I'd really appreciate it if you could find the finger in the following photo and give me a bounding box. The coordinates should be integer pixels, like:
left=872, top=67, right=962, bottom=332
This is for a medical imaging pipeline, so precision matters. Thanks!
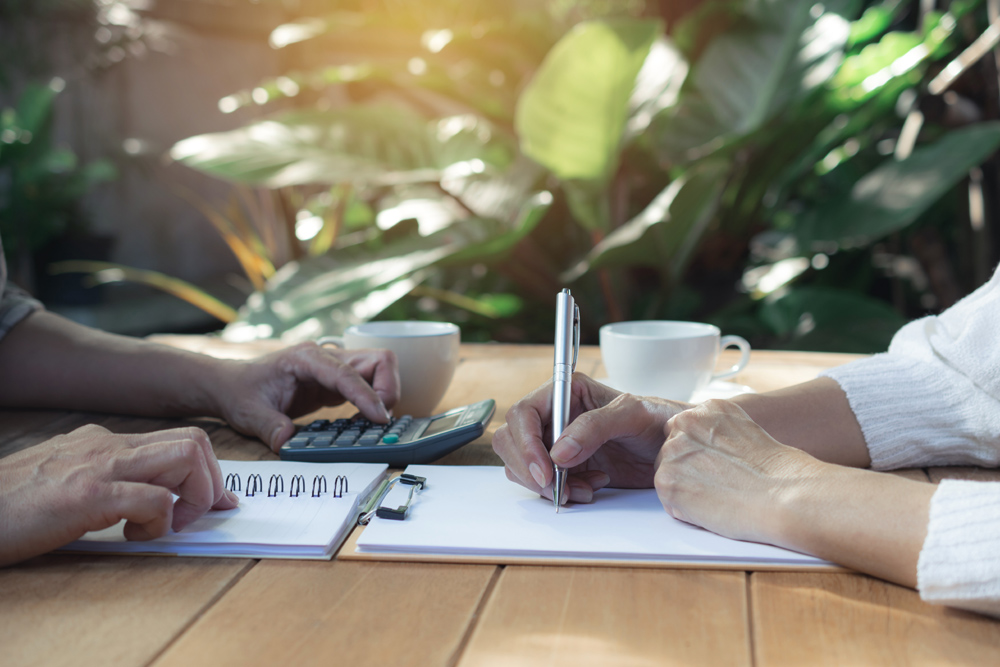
left=114, top=438, right=218, bottom=531
left=254, top=410, right=296, bottom=452
left=125, top=427, right=230, bottom=511
left=297, top=345, right=392, bottom=423
left=506, top=465, right=608, bottom=505
left=493, top=385, right=555, bottom=490
left=551, top=393, right=653, bottom=468
left=103, top=481, right=176, bottom=541
left=344, top=348, right=401, bottom=411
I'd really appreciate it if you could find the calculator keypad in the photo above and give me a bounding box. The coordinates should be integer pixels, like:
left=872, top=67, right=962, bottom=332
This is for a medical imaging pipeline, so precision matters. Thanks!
left=286, top=416, right=415, bottom=450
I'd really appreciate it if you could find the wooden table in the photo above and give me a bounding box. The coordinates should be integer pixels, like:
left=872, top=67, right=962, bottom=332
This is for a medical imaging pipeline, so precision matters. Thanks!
left=2, top=342, right=999, bottom=666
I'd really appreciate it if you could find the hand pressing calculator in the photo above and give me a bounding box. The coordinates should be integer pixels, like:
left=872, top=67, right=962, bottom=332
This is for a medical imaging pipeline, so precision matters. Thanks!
left=279, top=399, right=496, bottom=465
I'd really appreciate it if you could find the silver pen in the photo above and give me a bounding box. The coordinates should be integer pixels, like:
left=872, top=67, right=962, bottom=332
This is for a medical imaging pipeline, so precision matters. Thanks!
left=551, top=288, right=580, bottom=513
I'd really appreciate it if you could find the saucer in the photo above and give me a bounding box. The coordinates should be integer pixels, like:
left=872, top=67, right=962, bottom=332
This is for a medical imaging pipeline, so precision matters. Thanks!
left=596, top=378, right=756, bottom=403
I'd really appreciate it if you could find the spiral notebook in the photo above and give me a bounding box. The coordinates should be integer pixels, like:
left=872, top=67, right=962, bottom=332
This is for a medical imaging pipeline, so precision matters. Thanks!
left=62, top=460, right=388, bottom=560
left=350, top=465, right=836, bottom=570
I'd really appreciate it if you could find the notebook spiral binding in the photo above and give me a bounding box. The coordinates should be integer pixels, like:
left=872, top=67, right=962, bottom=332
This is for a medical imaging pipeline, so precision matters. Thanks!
left=225, top=473, right=349, bottom=499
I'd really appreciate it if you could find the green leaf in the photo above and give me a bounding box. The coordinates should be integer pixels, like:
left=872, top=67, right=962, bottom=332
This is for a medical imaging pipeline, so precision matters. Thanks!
left=15, top=82, right=57, bottom=137
left=444, top=190, right=553, bottom=264
left=848, top=6, right=893, bottom=47
left=693, top=3, right=850, bottom=137
left=760, top=286, right=906, bottom=353
left=623, top=36, right=689, bottom=141
left=794, top=122, right=1000, bottom=248
left=515, top=18, right=661, bottom=181
left=224, top=216, right=507, bottom=339
left=170, top=106, right=514, bottom=189
left=832, top=31, right=923, bottom=89
left=562, top=160, right=728, bottom=282
left=652, top=2, right=851, bottom=165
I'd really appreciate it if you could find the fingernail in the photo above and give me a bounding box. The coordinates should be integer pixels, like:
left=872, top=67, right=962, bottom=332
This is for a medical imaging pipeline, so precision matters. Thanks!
left=595, top=473, right=611, bottom=490
left=528, top=462, right=546, bottom=488
left=226, top=489, right=239, bottom=504
left=270, top=425, right=284, bottom=445
left=552, top=438, right=581, bottom=465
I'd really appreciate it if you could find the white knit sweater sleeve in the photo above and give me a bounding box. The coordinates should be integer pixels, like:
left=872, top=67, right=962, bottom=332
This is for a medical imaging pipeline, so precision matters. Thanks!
left=819, top=266, right=1000, bottom=617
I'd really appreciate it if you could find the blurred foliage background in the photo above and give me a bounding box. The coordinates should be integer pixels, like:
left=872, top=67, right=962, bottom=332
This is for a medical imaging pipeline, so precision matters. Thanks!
left=8, top=0, right=1000, bottom=352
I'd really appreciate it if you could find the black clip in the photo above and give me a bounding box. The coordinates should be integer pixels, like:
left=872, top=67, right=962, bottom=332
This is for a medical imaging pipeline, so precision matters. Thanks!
left=375, top=474, right=426, bottom=521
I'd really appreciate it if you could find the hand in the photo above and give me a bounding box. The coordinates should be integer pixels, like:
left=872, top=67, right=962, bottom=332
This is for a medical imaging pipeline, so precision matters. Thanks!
left=207, top=343, right=401, bottom=451
left=655, top=399, right=822, bottom=544
left=493, top=373, right=690, bottom=504
left=0, top=424, right=238, bottom=566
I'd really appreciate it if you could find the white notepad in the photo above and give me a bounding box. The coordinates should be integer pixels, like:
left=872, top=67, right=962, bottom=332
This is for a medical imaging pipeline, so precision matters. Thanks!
left=355, top=465, right=833, bottom=567
left=63, top=461, right=388, bottom=560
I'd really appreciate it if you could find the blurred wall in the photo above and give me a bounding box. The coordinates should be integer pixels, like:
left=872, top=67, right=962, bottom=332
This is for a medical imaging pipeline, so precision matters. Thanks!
left=2, top=0, right=297, bottom=288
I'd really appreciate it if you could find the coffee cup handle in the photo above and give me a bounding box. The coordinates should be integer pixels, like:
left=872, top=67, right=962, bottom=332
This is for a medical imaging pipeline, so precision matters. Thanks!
left=712, top=335, right=751, bottom=381
left=316, top=336, right=345, bottom=349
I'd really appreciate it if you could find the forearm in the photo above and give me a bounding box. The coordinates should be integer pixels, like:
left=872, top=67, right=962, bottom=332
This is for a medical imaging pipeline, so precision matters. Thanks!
left=0, top=311, right=225, bottom=418
left=774, top=462, right=934, bottom=588
left=731, top=377, right=871, bottom=468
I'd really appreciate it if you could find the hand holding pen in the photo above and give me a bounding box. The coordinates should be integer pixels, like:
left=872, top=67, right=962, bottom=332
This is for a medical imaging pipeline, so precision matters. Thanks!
left=551, top=288, right=580, bottom=512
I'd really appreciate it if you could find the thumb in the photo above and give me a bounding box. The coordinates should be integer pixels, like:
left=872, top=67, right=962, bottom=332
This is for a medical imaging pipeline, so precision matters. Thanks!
left=257, top=411, right=295, bottom=451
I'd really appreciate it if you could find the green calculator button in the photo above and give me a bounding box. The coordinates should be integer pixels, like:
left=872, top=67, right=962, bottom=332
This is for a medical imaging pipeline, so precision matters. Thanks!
left=382, top=434, right=399, bottom=444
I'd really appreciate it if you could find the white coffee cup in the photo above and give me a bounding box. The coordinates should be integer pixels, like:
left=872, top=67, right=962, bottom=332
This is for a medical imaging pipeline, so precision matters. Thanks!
left=318, top=321, right=460, bottom=417
left=599, top=321, right=750, bottom=401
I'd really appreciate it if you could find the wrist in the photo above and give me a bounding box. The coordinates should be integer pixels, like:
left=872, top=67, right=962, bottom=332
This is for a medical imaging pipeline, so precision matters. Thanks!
left=767, top=452, right=833, bottom=550
left=162, top=350, right=231, bottom=418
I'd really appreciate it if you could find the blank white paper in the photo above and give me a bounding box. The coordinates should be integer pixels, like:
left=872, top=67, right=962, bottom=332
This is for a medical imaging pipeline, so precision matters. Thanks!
left=356, top=465, right=831, bottom=566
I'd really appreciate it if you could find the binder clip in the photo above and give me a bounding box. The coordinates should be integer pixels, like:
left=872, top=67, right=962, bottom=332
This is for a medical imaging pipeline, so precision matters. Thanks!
left=360, top=473, right=426, bottom=524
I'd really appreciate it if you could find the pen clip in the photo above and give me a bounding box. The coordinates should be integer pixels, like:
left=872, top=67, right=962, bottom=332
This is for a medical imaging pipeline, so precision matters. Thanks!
left=571, top=303, right=580, bottom=372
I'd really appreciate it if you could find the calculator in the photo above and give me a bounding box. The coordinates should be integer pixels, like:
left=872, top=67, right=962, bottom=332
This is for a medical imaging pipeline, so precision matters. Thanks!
left=279, top=399, right=496, bottom=465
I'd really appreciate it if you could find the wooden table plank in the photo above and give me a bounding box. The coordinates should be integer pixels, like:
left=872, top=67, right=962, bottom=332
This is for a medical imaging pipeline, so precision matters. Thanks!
left=751, top=572, right=1000, bottom=665
left=153, top=560, right=498, bottom=667
left=0, top=555, right=251, bottom=667
left=460, top=566, right=750, bottom=667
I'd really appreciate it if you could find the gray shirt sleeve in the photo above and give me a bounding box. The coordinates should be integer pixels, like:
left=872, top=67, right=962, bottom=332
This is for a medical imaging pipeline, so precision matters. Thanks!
left=0, top=236, right=44, bottom=342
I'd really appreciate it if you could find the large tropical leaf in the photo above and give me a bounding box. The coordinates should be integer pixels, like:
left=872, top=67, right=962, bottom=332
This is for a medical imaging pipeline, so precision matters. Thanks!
left=222, top=215, right=509, bottom=340
left=562, top=160, right=728, bottom=281
left=170, top=106, right=514, bottom=189
left=709, top=5, right=850, bottom=131
left=515, top=18, right=661, bottom=182
left=652, top=1, right=852, bottom=165
left=793, top=122, right=1000, bottom=248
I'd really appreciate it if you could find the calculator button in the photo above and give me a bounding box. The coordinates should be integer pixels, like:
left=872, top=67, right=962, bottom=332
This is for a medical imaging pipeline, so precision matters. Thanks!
left=286, top=436, right=312, bottom=449
left=311, top=435, right=334, bottom=448
left=334, top=435, right=357, bottom=446
left=382, top=434, right=399, bottom=444
left=358, top=434, right=380, bottom=445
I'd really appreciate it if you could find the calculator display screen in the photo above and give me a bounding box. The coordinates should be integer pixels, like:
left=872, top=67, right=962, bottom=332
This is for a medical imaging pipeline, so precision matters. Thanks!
left=423, top=413, right=463, bottom=437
